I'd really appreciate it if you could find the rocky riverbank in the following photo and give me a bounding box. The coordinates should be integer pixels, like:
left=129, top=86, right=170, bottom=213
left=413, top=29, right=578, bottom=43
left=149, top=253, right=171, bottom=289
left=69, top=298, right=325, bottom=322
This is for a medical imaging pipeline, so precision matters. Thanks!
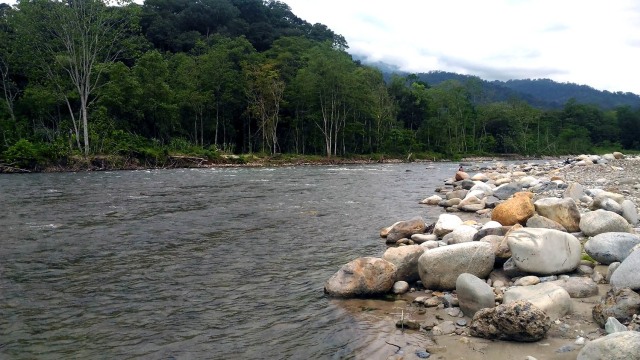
left=324, top=152, right=640, bottom=360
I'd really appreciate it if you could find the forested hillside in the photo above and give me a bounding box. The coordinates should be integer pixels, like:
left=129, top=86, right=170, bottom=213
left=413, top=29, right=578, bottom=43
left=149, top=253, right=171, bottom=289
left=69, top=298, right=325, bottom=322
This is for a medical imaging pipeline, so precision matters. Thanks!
left=1, top=0, right=640, bottom=171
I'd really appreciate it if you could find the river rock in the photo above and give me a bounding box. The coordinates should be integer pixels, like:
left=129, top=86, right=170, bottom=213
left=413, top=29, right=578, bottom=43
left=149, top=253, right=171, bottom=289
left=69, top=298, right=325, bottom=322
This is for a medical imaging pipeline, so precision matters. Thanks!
left=564, top=182, right=585, bottom=202
left=432, top=320, right=457, bottom=335
left=592, top=287, right=640, bottom=327
left=472, top=226, right=510, bottom=241
left=613, top=151, right=625, bottom=159
left=456, top=273, right=495, bottom=317
left=324, top=257, right=396, bottom=297
left=433, top=214, right=463, bottom=237
left=383, top=245, right=425, bottom=283
left=507, top=228, right=581, bottom=275
left=420, top=240, right=440, bottom=250
left=525, top=214, right=567, bottom=232
left=577, top=331, right=640, bottom=360
left=385, top=216, right=427, bottom=243
left=580, top=210, right=633, bottom=237
left=607, top=262, right=621, bottom=283
left=551, top=277, right=599, bottom=298
left=493, top=183, right=521, bottom=200
left=533, top=197, right=581, bottom=232
left=591, top=194, right=624, bottom=214
left=468, top=182, right=493, bottom=198
left=443, top=225, right=478, bottom=244
left=455, top=171, right=470, bottom=181
left=503, top=282, right=572, bottom=320
left=471, top=173, right=489, bottom=182
left=411, top=233, right=437, bottom=244
left=392, top=281, right=410, bottom=294
left=605, top=317, right=628, bottom=334
left=447, top=189, right=468, bottom=200
left=480, top=235, right=510, bottom=265
left=470, top=300, right=550, bottom=342
left=460, top=179, right=476, bottom=190
left=420, top=195, right=442, bottom=205
left=514, top=276, right=540, bottom=286
left=457, top=196, right=486, bottom=212
left=491, top=192, right=535, bottom=226
left=610, top=249, right=640, bottom=290
left=584, top=232, right=640, bottom=264
left=418, top=242, right=495, bottom=290
left=621, top=199, right=639, bottom=226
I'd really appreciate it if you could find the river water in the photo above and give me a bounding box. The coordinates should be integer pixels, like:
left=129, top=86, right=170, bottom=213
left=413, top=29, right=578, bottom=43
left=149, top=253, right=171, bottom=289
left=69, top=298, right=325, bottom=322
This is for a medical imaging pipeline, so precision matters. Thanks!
left=0, top=163, right=460, bottom=359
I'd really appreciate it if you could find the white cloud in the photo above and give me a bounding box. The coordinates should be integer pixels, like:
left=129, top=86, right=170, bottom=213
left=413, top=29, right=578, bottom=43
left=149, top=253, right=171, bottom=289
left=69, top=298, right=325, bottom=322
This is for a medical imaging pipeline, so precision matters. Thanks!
left=285, top=0, right=640, bottom=94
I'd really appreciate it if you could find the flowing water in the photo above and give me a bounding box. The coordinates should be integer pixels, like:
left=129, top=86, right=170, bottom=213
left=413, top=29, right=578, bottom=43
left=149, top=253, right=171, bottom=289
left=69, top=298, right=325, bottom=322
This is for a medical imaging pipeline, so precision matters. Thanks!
left=0, top=163, right=460, bottom=359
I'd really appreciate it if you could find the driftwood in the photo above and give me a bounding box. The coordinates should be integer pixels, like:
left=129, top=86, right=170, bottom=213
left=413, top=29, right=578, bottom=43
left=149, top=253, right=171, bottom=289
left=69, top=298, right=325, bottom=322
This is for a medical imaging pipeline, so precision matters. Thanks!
left=0, top=163, right=31, bottom=173
left=167, top=155, right=211, bottom=167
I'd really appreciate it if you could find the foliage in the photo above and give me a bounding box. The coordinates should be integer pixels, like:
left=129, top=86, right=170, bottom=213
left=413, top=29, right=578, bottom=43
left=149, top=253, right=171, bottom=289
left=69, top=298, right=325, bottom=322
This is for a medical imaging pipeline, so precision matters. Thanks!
left=0, top=0, right=638, bottom=172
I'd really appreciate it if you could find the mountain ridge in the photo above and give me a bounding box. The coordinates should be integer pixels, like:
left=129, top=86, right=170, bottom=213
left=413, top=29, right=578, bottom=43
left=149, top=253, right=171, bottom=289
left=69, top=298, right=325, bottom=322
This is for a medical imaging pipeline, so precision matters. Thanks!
left=353, top=55, right=640, bottom=110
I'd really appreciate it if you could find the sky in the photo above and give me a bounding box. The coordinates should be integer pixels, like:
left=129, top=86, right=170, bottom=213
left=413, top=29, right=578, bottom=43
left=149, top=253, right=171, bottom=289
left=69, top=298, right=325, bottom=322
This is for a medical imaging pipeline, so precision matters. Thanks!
left=284, top=0, right=640, bottom=95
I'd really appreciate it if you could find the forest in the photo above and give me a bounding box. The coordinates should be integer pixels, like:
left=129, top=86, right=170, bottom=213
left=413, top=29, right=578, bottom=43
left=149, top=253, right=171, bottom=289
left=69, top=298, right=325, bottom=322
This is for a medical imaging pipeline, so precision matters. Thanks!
left=1, top=0, right=640, bottom=170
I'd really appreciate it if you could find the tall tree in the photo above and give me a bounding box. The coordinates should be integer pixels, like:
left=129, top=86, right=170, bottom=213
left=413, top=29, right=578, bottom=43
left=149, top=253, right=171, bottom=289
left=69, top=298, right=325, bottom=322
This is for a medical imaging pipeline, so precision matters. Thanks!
left=15, top=0, right=133, bottom=155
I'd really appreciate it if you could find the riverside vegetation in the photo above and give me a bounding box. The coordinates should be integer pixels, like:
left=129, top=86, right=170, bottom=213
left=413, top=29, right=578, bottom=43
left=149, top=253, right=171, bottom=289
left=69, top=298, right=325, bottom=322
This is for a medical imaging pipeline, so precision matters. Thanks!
left=1, top=0, right=640, bottom=173
left=324, top=153, right=640, bottom=360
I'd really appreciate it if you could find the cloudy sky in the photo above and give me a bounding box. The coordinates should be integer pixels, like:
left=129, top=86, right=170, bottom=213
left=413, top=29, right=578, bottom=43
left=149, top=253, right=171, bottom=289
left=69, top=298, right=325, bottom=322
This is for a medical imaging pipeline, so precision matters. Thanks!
left=284, top=0, right=640, bottom=95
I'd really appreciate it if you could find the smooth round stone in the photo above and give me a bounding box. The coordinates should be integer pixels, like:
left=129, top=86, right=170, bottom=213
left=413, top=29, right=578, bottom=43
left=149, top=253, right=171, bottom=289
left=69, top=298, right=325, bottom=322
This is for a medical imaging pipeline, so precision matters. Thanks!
left=456, top=319, right=467, bottom=327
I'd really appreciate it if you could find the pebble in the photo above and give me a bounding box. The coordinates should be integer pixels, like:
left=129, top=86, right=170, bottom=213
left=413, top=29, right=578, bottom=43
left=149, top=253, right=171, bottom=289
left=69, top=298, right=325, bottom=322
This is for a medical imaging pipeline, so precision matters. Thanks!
left=575, top=337, right=585, bottom=345
left=416, top=350, right=431, bottom=358
left=456, top=319, right=467, bottom=327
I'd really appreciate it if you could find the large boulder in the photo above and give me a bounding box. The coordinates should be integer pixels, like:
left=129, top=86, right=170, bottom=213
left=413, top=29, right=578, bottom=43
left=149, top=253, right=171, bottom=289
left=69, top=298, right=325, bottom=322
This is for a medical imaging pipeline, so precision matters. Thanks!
left=382, top=245, right=425, bottom=283
left=385, top=216, right=427, bottom=243
left=455, top=171, right=470, bottom=181
left=507, top=228, right=581, bottom=275
left=591, top=194, right=624, bottom=214
left=580, top=210, right=633, bottom=237
left=610, top=249, right=640, bottom=290
left=456, top=273, right=495, bottom=317
left=324, top=257, right=396, bottom=297
left=503, top=282, right=572, bottom=320
left=470, top=300, right=550, bottom=342
left=592, top=287, right=640, bottom=327
left=584, top=232, right=640, bottom=265
left=433, top=214, right=463, bottom=238
left=418, top=242, right=495, bottom=290
left=491, top=192, right=535, bottom=226
left=533, top=197, right=581, bottom=232
left=577, top=331, right=640, bottom=360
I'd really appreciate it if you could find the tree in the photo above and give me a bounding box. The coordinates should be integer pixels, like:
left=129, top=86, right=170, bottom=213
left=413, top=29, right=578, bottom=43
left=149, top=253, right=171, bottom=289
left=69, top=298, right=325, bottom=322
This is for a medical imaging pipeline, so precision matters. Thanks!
left=15, top=0, right=134, bottom=155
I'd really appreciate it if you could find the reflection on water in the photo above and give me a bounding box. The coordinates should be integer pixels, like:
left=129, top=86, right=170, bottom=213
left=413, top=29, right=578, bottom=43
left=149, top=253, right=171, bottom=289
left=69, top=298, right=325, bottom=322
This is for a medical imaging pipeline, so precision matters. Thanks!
left=0, top=163, right=457, bottom=359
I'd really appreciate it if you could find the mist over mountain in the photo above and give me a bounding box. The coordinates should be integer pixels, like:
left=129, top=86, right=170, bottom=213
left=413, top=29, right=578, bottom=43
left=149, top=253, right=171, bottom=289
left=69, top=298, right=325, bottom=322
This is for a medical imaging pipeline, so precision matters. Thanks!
left=353, top=56, right=640, bottom=110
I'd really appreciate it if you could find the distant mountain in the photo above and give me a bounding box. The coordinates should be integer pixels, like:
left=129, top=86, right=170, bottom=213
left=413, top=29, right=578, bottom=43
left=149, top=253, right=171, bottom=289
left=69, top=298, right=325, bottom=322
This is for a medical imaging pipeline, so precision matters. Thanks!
left=354, top=56, right=640, bottom=109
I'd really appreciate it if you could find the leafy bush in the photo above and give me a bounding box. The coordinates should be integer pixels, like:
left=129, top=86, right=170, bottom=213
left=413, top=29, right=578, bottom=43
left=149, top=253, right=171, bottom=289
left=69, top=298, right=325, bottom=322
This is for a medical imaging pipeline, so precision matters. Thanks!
left=2, top=139, right=42, bottom=168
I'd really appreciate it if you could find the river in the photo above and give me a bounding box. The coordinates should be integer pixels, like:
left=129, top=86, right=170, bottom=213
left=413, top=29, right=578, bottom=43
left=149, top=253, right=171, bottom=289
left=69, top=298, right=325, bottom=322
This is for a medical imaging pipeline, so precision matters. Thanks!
left=0, top=163, right=461, bottom=359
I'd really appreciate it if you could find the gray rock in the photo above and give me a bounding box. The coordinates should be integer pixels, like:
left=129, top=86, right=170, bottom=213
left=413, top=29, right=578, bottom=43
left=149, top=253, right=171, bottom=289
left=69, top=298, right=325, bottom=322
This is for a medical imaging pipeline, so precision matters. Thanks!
left=386, top=216, right=427, bottom=243
left=503, top=282, right=572, bottom=320
left=324, top=257, right=397, bottom=297
left=493, top=183, right=521, bottom=200
left=472, top=226, right=511, bottom=241
left=420, top=240, right=440, bottom=250
left=411, top=233, right=438, bottom=244
left=507, top=228, right=581, bottom=275
left=621, top=200, right=639, bottom=226
left=591, top=194, right=624, bottom=214
left=577, top=331, right=640, bottom=360
left=564, top=182, right=585, bottom=202
left=584, top=232, right=640, bottom=265
left=592, top=287, right=640, bottom=327
left=470, top=300, right=551, bottom=342
left=457, top=196, right=486, bottom=212
left=446, top=189, right=469, bottom=200
left=443, top=225, right=478, bottom=244
left=514, top=276, right=540, bottom=286
left=420, top=195, right=443, bottom=205
left=605, top=317, right=629, bottom=334
left=460, top=179, right=476, bottom=190
left=418, top=242, right=495, bottom=290
left=534, top=197, right=581, bottom=232
left=607, top=262, right=621, bottom=283
left=551, top=277, right=599, bottom=298
left=383, top=245, right=425, bottom=282
left=392, top=281, right=410, bottom=294
left=610, top=249, right=640, bottom=290
left=456, top=273, right=495, bottom=317
left=525, top=214, right=567, bottom=232
left=503, top=257, right=527, bottom=278
left=432, top=320, right=457, bottom=335
left=580, top=210, right=633, bottom=237
left=433, top=214, right=463, bottom=238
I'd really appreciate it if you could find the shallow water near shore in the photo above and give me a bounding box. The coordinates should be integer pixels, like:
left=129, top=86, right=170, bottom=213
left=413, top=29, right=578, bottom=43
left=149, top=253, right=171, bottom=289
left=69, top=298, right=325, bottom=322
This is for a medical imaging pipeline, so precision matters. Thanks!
left=1, top=163, right=475, bottom=359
